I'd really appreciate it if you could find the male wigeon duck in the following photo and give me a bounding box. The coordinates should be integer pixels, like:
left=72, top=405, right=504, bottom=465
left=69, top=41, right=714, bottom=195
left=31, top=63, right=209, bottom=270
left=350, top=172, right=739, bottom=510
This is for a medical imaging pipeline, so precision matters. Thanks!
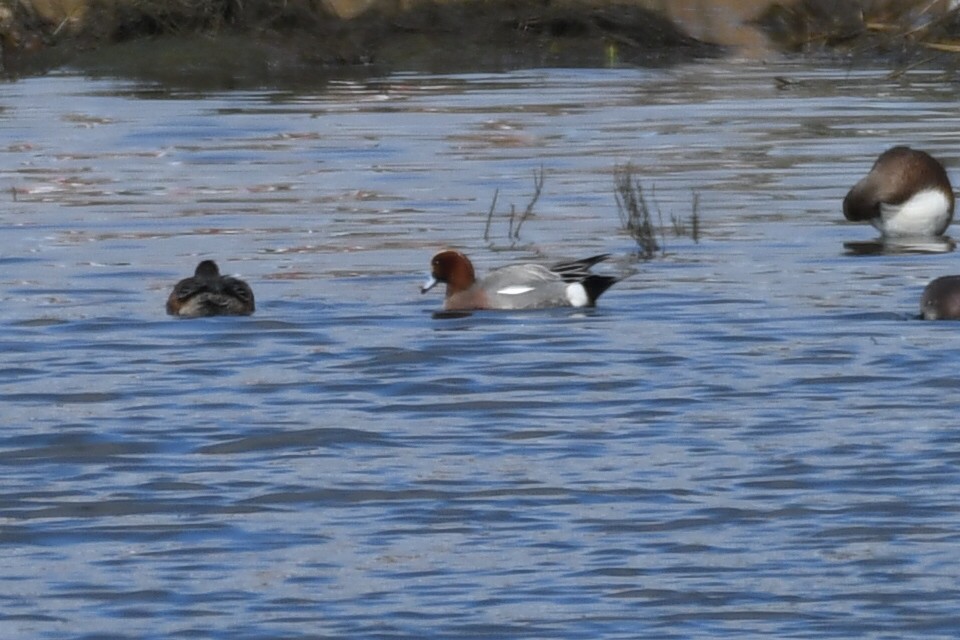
left=920, top=275, right=960, bottom=320
left=166, top=260, right=255, bottom=318
left=843, top=146, right=954, bottom=237
left=421, top=249, right=619, bottom=311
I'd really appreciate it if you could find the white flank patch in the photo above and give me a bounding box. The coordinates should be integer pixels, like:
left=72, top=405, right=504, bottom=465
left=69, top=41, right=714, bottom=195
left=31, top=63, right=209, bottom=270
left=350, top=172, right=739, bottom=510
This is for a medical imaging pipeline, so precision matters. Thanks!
left=879, top=188, right=952, bottom=236
left=566, top=283, right=589, bottom=307
left=497, top=285, right=535, bottom=296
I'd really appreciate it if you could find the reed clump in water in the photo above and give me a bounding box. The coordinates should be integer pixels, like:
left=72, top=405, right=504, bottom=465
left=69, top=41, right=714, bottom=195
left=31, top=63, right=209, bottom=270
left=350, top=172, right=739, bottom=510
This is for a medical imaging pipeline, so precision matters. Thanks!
left=614, top=163, right=700, bottom=260
left=614, top=164, right=660, bottom=260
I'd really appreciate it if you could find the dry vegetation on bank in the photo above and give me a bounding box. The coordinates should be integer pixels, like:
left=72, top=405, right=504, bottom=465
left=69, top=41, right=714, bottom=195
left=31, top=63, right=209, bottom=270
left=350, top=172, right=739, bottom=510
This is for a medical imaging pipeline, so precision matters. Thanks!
left=4, top=0, right=960, bottom=78
left=0, top=0, right=719, bottom=77
left=753, top=0, right=960, bottom=62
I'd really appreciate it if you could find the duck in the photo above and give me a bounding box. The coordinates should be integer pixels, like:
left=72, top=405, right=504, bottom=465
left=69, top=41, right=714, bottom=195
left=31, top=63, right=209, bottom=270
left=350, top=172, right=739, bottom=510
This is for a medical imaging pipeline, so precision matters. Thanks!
left=421, top=249, right=619, bottom=311
left=920, top=275, right=960, bottom=320
left=843, top=146, right=954, bottom=237
left=166, top=260, right=255, bottom=318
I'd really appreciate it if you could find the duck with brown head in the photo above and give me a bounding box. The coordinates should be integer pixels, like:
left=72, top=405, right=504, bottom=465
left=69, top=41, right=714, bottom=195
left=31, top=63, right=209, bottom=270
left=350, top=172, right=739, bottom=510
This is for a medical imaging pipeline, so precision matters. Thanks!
left=421, top=250, right=619, bottom=311
left=843, top=146, right=954, bottom=237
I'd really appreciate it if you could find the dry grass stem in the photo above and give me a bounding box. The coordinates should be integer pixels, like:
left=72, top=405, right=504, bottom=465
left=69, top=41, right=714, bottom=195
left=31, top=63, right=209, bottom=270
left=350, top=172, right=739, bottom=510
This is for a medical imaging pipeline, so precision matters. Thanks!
left=484, top=166, right=545, bottom=247
left=614, top=163, right=659, bottom=259
left=615, top=164, right=700, bottom=257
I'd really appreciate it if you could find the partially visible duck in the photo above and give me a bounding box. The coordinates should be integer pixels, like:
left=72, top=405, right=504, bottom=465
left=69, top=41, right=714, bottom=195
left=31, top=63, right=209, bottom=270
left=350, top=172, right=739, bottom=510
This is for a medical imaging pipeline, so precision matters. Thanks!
left=843, top=146, right=954, bottom=237
left=920, top=275, right=960, bottom=320
left=421, top=250, right=619, bottom=311
left=166, top=260, right=255, bottom=318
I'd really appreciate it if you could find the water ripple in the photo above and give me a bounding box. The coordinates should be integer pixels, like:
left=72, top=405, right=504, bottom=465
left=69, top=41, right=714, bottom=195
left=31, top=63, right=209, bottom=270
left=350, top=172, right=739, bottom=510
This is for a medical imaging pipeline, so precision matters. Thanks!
left=1, top=62, right=960, bottom=639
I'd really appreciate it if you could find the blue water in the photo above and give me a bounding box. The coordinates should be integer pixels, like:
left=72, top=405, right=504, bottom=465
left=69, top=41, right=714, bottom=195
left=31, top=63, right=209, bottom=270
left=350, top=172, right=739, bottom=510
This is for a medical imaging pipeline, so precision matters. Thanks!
left=2, top=61, right=960, bottom=638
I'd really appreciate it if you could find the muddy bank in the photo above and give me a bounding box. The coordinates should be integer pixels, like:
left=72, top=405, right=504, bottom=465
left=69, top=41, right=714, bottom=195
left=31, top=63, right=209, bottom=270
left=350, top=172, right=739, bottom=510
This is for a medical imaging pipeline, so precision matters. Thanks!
left=5, top=0, right=960, bottom=83
left=1, top=0, right=722, bottom=82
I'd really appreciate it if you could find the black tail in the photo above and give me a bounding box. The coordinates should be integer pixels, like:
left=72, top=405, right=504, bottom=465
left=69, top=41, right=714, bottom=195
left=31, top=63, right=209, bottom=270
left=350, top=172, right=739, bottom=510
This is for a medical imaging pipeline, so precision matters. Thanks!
left=581, top=275, right=619, bottom=305
left=551, top=254, right=611, bottom=282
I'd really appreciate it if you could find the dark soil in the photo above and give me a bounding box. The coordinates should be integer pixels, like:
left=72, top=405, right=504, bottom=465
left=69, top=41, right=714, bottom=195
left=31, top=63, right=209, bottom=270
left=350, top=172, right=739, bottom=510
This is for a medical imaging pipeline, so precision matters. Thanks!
left=1, top=0, right=722, bottom=83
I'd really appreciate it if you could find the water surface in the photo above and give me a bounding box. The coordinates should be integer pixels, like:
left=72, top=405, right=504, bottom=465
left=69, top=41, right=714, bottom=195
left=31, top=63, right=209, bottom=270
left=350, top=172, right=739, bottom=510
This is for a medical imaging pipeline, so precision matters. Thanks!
left=2, top=60, right=960, bottom=638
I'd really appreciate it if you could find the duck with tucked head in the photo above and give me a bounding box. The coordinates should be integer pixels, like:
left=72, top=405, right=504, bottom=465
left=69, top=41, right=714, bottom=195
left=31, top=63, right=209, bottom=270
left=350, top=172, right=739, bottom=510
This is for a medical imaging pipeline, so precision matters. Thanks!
left=166, top=260, right=255, bottom=318
left=843, top=146, right=954, bottom=237
left=421, top=249, right=619, bottom=311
